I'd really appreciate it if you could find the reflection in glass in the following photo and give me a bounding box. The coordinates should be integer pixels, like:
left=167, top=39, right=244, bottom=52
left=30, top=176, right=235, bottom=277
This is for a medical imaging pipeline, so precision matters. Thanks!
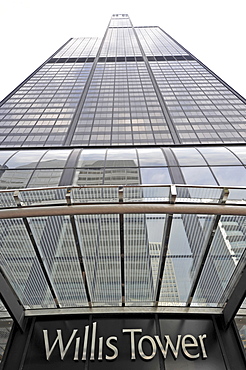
left=138, top=148, right=166, bottom=166
left=5, top=150, right=46, bottom=169
left=106, top=149, right=138, bottom=167
left=160, top=213, right=216, bottom=305
left=198, top=147, right=241, bottom=165
left=0, top=170, right=33, bottom=189
left=0, top=218, right=55, bottom=308
left=105, top=168, right=140, bottom=185
left=77, top=149, right=106, bottom=167
left=76, top=214, right=121, bottom=304
left=125, top=214, right=154, bottom=303
left=28, top=170, right=63, bottom=187
left=74, top=169, right=104, bottom=186
left=146, top=215, right=166, bottom=298
left=160, top=215, right=192, bottom=305
left=193, top=215, right=246, bottom=306
left=29, top=215, right=88, bottom=307
left=37, top=150, right=72, bottom=168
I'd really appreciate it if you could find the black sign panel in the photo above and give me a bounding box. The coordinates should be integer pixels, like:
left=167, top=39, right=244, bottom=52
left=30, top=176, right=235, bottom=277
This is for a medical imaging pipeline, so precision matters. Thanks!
left=23, top=315, right=226, bottom=370
left=159, top=318, right=226, bottom=369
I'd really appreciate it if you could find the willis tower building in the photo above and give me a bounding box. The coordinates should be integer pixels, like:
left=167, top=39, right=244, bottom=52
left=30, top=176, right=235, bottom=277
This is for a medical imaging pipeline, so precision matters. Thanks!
left=0, top=14, right=246, bottom=370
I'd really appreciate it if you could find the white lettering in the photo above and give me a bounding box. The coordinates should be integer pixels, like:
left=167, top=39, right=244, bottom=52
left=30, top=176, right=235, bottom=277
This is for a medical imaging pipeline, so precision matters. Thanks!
left=122, top=329, right=142, bottom=360
left=138, top=335, right=156, bottom=360
left=74, top=337, right=80, bottom=361
left=155, top=334, right=181, bottom=359
left=43, top=329, right=78, bottom=361
left=43, top=322, right=208, bottom=362
left=82, top=325, right=89, bottom=361
left=198, top=334, right=208, bottom=358
left=106, top=336, right=118, bottom=360
left=98, top=337, right=103, bottom=360
left=90, top=322, right=97, bottom=360
left=182, top=334, right=199, bottom=359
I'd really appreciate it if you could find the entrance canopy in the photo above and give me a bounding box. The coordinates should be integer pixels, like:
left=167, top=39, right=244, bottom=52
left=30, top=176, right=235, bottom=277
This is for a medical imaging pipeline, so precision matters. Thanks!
left=0, top=184, right=245, bottom=329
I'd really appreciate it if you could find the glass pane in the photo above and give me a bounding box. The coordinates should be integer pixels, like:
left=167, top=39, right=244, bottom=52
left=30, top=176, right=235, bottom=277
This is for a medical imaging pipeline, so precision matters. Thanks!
left=171, top=147, right=206, bottom=166
left=106, top=149, right=138, bottom=167
left=74, top=169, right=104, bottom=185
left=75, top=214, right=121, bottom=305
left=105, top=168, right=140, bottom=185
left=160, top=213, right=216, bottom=306
left=181, top=167, right=217, bottom=185
left=0, top=170, right=33, bottom=189
left=228, top=146, right=246, bottom=165
left=0, top=151, right=16, bottom=167
left=147, top=214, right=166, bottom=298
left=5, top=150, right=46, bottom=169
left=77, top=149, right=106, bottom=167
left=192, top=215, right=246, bottom=306
left=211, top=166, right=246, bottom=186
left=140, top=168, right=171, bottom=199
left=138, top=148, right=166, bottom=166
left=28, top=170, right=63, bottom=187
left=125, top=214, right=155, bottom=304
left=140, top=167, right=171, bottom=184
left=37, top=150, right=72, bottom=168
left=198, top=147, right=241, bottom=165
left=29, top=216, right=89, bottom=307
left=0, top=218, right=55, bottom=308
left=160, top=215, right=193, bottom=305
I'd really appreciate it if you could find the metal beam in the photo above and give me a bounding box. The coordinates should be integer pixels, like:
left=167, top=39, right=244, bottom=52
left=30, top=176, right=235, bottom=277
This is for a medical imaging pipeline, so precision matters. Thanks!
left=155, top=214, right=173, bottom=305
left=0, top=203, right=245, bottom=219
left=24, top=305, right=223, bottom=317
left=0, top=269, right=25, bottom=331
left=119, top=187, right=125, bottom=307
left=155, top=185, right=176, bottom=304
left=223, top=249, right=246, bottom=327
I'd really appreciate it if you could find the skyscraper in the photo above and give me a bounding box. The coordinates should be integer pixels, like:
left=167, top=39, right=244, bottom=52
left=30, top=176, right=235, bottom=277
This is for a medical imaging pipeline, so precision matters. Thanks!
left=0, top=14, right=246, bottom=369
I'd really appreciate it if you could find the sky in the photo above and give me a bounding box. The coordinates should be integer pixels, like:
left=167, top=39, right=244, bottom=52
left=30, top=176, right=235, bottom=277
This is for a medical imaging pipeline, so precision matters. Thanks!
left=0, top=0, right=245, bottom=102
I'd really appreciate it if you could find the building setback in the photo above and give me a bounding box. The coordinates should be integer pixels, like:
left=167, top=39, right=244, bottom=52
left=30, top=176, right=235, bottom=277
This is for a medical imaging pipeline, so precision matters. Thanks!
left=0, top=14, right=246, bottom=369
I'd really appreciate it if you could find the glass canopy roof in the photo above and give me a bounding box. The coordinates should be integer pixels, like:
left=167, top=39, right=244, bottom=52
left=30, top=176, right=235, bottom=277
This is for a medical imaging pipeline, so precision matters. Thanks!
left=0, top=184, right=245, bottom=315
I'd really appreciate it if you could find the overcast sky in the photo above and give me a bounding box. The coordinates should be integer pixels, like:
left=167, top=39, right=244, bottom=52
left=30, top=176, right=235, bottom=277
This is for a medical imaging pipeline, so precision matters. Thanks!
left=0, top=0, right=245, bottom=102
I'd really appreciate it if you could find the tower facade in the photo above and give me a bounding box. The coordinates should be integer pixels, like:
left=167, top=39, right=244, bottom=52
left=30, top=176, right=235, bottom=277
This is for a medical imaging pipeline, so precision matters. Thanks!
left=0, top=14, right=246, bottom=368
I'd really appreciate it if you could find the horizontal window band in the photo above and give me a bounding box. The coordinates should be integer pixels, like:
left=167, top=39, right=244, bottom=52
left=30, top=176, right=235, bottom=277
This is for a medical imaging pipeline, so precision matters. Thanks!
left=47, top=57, right=95, bottom=63
left=47, top=55, right=194, bottom=64
left=147, top=55, right=194, bottom=61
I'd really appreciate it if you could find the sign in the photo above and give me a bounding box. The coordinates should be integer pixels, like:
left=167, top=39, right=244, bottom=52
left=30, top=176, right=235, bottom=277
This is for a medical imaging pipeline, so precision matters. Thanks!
left=23, top=315, right=227, bottom=370
left=43, top=321, right=208, bottom=361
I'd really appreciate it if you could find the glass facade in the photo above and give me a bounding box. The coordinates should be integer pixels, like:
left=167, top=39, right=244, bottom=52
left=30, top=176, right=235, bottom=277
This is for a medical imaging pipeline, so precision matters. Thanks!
left=1, top=16, right=245, bottom=148
left=0, top=14, right=245, bottom=325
